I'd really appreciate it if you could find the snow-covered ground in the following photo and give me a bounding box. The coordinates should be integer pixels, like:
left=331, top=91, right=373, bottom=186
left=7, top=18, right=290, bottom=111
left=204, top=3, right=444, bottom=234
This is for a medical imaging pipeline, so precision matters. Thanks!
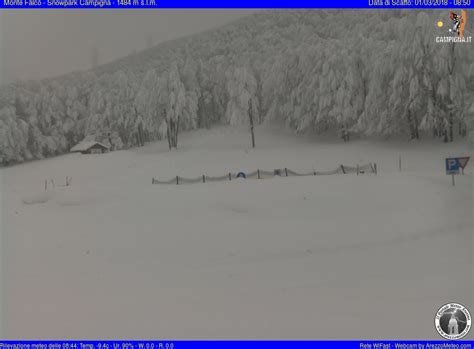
left=1, top=126, right=472, bottom=339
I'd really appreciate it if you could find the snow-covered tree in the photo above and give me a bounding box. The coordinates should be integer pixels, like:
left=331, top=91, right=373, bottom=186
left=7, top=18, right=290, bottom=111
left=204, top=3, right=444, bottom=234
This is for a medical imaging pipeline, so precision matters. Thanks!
left=160, top=63, right=187, bottom=149
left=1, top=10, right=473, bottom=166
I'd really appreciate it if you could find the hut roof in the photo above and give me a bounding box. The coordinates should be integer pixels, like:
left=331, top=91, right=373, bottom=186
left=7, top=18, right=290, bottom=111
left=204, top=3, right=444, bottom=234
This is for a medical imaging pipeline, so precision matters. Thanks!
left=70, top=141, right=109, bottom=153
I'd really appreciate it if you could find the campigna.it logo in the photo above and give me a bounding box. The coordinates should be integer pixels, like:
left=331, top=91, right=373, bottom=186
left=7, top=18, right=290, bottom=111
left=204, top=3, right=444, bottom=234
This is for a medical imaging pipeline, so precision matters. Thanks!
left=436, top=10, right=472, bottom=43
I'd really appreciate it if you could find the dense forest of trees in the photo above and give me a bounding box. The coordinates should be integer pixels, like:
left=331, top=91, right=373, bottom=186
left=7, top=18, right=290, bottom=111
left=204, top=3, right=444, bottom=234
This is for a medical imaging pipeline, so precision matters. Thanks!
left=0, top=10, right=473, bottom=165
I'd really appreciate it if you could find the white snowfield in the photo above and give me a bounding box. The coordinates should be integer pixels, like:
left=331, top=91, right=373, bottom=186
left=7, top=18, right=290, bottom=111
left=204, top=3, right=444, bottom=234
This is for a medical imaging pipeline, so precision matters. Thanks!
left=1, top=126, right=472, bottom=339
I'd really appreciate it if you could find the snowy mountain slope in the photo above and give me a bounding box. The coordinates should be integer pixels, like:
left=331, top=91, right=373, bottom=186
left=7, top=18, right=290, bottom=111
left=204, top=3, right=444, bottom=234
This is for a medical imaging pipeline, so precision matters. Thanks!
left=2, top=126, right=472, bottom=338
left=0, top=10, right=473, bottom=165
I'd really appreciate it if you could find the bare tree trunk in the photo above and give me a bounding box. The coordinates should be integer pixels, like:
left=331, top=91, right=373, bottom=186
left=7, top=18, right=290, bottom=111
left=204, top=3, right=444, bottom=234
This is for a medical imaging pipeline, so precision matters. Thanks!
left=107, top=133, right=113, bottom=151
left=138, top=123, right=144, bottom=146
left=170, top=124, right=173, bottom=148
left=173, top=121, right=176, bottom=148
left=413, top=114, right=419, bottom=139
left=167, top=121, right=172, bottom=150
left=407, top=110, right=415, bottom=139
left=248, top=99, right=255, bottom=148
left=449, top=114, right=454, bottom=142
left=174, top=115, right=180, bottom=148
left=250, top=119, right=255, bottom=148
left=459, top=121, right=466, bottom=137
left=166, top=118, right=178, bottom=149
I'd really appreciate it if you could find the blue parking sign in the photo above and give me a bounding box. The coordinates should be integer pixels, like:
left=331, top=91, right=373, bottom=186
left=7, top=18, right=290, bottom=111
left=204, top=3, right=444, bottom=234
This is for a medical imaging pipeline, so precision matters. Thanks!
left=446, top=158, right=460, bottom=175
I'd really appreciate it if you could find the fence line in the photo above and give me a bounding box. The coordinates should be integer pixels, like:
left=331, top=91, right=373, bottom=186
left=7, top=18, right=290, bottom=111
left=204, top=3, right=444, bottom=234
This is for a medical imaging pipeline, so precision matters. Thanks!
left=44, top=176, right=73, bottom=190
left=152, top=163, right=376, bottom=185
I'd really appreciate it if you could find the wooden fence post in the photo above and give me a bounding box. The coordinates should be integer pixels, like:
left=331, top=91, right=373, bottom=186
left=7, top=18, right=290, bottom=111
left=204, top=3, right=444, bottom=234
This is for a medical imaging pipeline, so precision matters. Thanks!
left=229, top=173, right=232, bottom=181
left=357, top=164, right=359, bottom=176
left=176, top=176, right=179, bottom=185
left=374, top=163, right=378, bottom=175
left=257, top=169, right=260, bottom=179
left=203, top=175, right=206, bottom=183
left=341, top=165, right=346, bottom=174
left=285, top=168, right=288, bottom=177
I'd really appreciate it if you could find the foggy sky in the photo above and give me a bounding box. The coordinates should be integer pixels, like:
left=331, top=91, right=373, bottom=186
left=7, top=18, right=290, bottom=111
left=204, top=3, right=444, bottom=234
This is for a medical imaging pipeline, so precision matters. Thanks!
left=0, top=10, right=255, bottom=84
